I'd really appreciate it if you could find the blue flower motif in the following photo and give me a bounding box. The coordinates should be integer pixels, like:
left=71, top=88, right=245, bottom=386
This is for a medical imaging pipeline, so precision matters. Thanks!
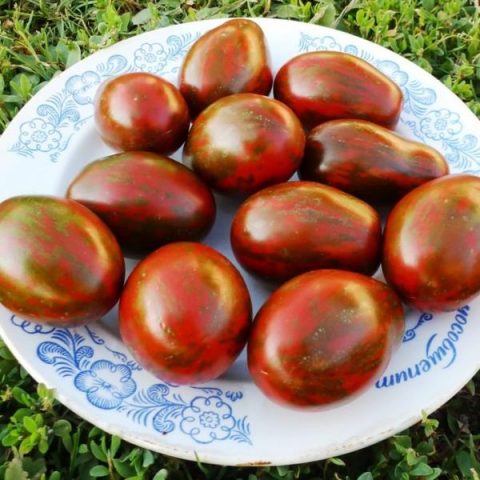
left=180, top=396, right=235, bottom=444
left=65, top=71, right=101, bottom=105
left=199, top=411, right=220, bottom=428
left=74, top=360, right=136, bottom=409
left=420, top=109, right=462, bottom=141
left=19, top=118, right=62, bottom=152
left=375, top=60, right=409, bottom=87
left=134, top=43, right=168, bottom=73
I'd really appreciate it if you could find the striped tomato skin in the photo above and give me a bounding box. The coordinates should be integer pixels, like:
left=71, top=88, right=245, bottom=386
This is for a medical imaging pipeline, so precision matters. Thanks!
left=183, top=93, right=305, bottom=195
left=67, top=152, right=216, bottom=258
left=274, top=52, right=403, bottom=130
left=248, top=270, right=404, bottom=409
left=119, top=242, right=252, bottom=385
left=94, top=72, right=190, bottom=155
left=299, top=119, right=449, bottom=203
left=179, top=19, right=273, bottom=117
left=231, top=181, right=382, bottom=281
left=0, top=196, right=125, bottom=326
left=383, top=175, right=480, bottom=312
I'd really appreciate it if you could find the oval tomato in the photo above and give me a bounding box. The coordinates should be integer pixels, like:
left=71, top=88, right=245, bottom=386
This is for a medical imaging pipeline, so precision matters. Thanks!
left=119, top=242, right=252, bottom=384
left=383, top=175, right=480, bottom=312
left=248, top=270, right=404, bottom=409
left=299, top=119, right=449, bottom=203
left=66, top=152, right=216, bottom=258
left=274, top=52, right=403, bottom=130
left=94, top=73, right=189, bottom=155
left=231, top=181, right=382, bottom=281
left=183, top=93, right=305, bottom=195
left=0, top=196, right=125, bottom=326
left=179, top=19, right=273, bottom=116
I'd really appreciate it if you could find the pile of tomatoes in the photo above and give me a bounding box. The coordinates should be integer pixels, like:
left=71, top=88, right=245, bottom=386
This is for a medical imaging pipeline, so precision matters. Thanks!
left=1, top=19, right=479, bottom=410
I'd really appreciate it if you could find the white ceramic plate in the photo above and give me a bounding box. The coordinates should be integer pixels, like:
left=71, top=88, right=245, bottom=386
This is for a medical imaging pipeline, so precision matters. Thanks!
left=1, top=18, right=480, bottom=467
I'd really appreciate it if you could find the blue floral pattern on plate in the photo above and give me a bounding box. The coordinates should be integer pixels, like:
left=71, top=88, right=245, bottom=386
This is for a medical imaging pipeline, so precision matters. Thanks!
left=134, top=43, right=169, bottom=73
left=180, top=396, right=236, bottom=444
left=298, top=33, right=480, bottom=173
left=65, top=71, right=102, bottom=105
left=12, top=316, right=250, bottom=445
left=8, top=33, right=198, bottom=162
left=74, top=360, right=137, bottom=409
left=19, top=119, right=63, bottom=152
left=8, top=30, right=480, bottom=171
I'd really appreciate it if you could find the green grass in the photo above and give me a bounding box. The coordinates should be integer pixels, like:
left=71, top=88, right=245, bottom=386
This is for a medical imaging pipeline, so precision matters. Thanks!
left=0, top=0, right=480, bottom=478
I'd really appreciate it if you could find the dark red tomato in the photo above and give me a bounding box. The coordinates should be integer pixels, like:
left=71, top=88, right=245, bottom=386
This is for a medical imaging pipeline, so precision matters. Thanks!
left=0, top=196, right=124, bottom=326
left=299, top=120, right=449, bottom=203
left=274, top=52, right=403, bottom=130
left=183, top=93, right=305, bottom=195
left=66, top=152, right=216, bottom=258
left=94, top=73, right=189, bottom=155
left=231, top=181, right=382, bottom=281
left=383, top=175, right=480, bottom=312
left=248, top=269, right=405, bottom=409
left=179, top=19, right=273, bottom=117
left=119, top=242, right=252, bottom=384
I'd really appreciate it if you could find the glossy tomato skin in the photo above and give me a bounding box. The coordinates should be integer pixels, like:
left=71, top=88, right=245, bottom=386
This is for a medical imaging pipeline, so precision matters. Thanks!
left=119, top=242, right=252, bottom=384
left=94, top=73, right=190, bottom=155
left=183, top=93, right=305, bottom=195
left=274, top=52, right=403, bottom=130
left=0, top=196, right=125, bottom=326
left=179, top=19, right=273, bottom=117
left=231, top=181, right=382, bottom=281
left=383, top=175, right=480, bottom=312
left=66, top=152, right=216, bottom=258
left=299, top=120, right=449, bottom=203
left=248, top=269, right=404, bottom=409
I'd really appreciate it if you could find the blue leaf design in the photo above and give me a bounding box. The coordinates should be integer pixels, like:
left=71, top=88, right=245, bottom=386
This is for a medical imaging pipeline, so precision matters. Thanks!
left=298, top=32, right=312, bottom=52
left=51, top=329, right=74, bottom=346
left=124, top=385, right=185, bottom=427
left=172, top=393, right=186, bottom=404
left=124, top=389, right=159, bottom=425
left=59, top=108, right=80, bottom=125
left=408, top=80, right=436, bottom=105
left=152, top=405, right=184, bottom=433
left=127, top=405, right=153, bottom=425
left=75, top=345, right=94, bottom=367
left=37, top=104, right=60, bottom=125
left=166, top=33, right=198, bottom=58
left=9, top=143, right=33, bottom=158
left=229, top=416, right=252, bottom=444
left=37, top=341, right=72, bottom=365
left=37, top=341, right=77, bottom=376
left=73, top=332, right=85, bottom=345
left=444, top=134, right=480, bottom=172
left=97, top=54, right=128, bottom=76
left=146, top=384, right=170, bottom=403
left=405, top=82, right=436, bottom=116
